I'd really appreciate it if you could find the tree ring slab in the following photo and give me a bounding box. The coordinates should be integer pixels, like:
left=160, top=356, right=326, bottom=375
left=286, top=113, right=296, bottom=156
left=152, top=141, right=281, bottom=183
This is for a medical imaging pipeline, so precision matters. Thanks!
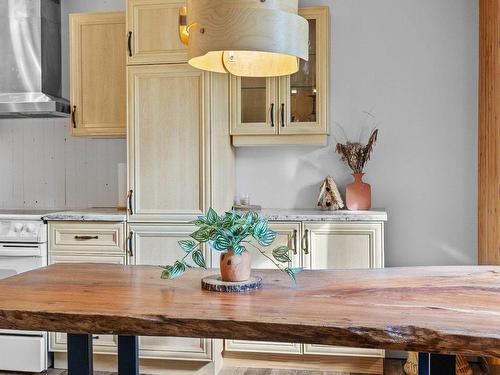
left=201, top=275, right=262, bottom=292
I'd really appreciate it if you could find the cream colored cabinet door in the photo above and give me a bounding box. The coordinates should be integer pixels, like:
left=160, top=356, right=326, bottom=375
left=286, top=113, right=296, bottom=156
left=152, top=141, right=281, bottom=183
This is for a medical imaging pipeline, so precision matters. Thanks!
left=230, top=77, right=279, bottom=135
left=128, top=64, right=208, bottom=222
left=128, top=224, right=212, bottom=361
left=224, top=222, right=303, bottom=355
left=70, top=12, right=126, bottom=137
left=48, top=254, right=125, bottom=354
left=278, top=7, right=329, bottom=136
left=230, top=7, right=329, bottom=146
left=301, top=222, right=384, bottom=358
left=127, top=0, right=187, bottom=65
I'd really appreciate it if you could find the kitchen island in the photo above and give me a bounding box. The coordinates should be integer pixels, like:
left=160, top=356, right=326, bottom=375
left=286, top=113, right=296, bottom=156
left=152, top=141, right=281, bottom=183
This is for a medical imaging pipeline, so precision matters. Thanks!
left=0, top=264, right=497, bottom=375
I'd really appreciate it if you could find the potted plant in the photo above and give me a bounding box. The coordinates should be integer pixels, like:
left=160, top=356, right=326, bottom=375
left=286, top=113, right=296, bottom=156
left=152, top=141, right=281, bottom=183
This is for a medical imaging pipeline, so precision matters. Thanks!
left=160, top=209, right=300, bottom=283
left=336, top=128, right=379, bottom=210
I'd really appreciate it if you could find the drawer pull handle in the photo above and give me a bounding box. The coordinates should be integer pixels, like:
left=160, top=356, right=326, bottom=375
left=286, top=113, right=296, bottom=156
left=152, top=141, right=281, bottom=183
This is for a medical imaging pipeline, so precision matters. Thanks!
left=93, top=335, right=100, bottom=340
left=281, top=103, right=286, bottom=127
left=128, top=231, right=134, bottom=257
left=74, top=235, right=99, bottom=241
left=127, top=31, right=132, bottom=57
left=302, top=229, right=309, bottom=255
left=291, top=229, right=298, bottom=255
left=270, top=103, right=275, bottom=127
left=71, top=106, right=77, bottom=128
left=128, top=189, right=134, bottom=215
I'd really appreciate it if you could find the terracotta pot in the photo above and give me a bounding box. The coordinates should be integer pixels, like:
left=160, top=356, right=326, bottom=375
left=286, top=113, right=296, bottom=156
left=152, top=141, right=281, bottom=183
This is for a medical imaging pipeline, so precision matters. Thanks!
left=220, top=249, right=251, bottom=282
left=346, top=173, right=372, bottom=210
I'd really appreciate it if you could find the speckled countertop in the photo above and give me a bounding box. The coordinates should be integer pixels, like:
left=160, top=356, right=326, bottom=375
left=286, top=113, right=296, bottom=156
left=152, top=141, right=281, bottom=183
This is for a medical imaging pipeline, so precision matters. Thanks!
left=42, top=208, right=387, bottom=222
left=255, top=208, right=387, bottom=222
left=42, top=208, right=127, bottom=222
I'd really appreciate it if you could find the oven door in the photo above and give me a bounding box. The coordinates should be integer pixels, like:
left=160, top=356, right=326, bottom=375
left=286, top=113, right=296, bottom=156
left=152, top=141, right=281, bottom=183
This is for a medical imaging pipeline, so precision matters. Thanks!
left=0, top=243, right=48, bottom=372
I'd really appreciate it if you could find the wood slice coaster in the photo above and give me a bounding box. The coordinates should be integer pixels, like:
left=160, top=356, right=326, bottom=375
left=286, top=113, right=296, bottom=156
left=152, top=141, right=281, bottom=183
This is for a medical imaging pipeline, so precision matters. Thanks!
left=201, top=275, right=262, bottom=292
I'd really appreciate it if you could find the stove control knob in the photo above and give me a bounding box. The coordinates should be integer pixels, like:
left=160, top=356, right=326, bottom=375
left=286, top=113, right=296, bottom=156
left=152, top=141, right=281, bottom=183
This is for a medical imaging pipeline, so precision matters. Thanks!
left=25, top=224, right=36, bottom=233
left=13, top=223, right=23, bottom=232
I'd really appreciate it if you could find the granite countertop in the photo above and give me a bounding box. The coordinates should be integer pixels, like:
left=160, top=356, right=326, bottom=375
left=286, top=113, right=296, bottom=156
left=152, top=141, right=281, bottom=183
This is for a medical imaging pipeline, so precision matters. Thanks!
left=256, top=208, right=387, bottom=222
left=42, top=208, right=127, bottom=222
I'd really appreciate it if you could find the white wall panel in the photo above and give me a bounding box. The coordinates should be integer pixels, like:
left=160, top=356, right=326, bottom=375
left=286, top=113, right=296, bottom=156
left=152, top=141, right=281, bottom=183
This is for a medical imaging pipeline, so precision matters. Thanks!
left=0, top=118, right=126, bottom=209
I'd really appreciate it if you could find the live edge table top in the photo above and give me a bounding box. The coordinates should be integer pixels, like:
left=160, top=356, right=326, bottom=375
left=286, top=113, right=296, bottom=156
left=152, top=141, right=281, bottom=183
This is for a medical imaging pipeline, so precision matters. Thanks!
left=0, top=264, right=498, bottom=357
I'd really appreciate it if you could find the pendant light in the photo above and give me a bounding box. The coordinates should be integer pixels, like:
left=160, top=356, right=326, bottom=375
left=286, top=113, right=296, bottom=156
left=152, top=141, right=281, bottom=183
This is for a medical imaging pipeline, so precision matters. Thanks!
left=179, top=0, right=309, bottom=77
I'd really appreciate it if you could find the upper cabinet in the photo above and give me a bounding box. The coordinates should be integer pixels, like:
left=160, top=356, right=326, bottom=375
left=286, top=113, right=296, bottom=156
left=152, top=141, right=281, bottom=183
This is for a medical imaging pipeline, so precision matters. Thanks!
left=127, top=64, right=234, bottom=222
left=127, top=0, right=188, bottom=65
left=70, top=12, right=126, bottom=137
left=230, top=7, right=330, bottom=146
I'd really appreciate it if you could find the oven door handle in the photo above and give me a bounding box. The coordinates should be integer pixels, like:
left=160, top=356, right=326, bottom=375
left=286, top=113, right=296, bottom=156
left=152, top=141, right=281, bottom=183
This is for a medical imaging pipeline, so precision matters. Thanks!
left=0, top=245, right=43, bottom=257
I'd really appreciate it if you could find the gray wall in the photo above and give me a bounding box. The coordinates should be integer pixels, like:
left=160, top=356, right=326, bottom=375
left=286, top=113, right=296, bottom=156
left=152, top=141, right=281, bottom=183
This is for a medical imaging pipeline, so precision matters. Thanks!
left=237, top=0, right=479, bottom=266
left=0, top=0, right=478, bottom=266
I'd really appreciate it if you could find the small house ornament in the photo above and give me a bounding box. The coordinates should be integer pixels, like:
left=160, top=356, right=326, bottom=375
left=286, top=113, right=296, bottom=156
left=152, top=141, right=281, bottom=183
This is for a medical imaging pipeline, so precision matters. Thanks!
left=317, top=176, right=344, bottom=211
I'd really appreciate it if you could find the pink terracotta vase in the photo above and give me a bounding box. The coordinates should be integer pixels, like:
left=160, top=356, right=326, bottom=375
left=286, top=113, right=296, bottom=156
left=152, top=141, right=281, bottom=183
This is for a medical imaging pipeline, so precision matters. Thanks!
left=220, top=249, right=251, bottom=282
left=346, top=173, right=372, bottom=210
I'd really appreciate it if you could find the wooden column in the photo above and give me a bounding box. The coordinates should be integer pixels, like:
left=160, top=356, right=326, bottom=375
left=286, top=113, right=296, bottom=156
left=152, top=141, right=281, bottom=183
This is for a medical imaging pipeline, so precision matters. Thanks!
left=479, top=0, right=500, bottom=366
left=479, top=0, right=500, bottom=266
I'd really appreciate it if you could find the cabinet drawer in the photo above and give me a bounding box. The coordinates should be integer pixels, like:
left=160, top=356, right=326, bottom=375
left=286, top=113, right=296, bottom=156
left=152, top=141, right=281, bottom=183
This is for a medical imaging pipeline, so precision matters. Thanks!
left=49, top=222, right=126, bottom=254
left=50, top=332, right=117, bottom=354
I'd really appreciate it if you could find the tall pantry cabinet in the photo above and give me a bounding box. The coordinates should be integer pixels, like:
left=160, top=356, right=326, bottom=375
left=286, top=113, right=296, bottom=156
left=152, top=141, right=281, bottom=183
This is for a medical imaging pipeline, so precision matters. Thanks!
left=125, top=0, right=234, bottom=366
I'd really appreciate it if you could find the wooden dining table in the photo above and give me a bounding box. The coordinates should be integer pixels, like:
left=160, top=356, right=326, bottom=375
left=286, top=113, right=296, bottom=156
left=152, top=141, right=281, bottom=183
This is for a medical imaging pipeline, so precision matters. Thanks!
left=0, top=263, right=498, bottom=375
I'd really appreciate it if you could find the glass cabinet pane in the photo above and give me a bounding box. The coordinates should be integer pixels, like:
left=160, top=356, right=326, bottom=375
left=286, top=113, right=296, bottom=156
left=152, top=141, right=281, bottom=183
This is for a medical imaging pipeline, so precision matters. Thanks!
left=241, top=77, right=267, bottom=123
left=290, top=19, right=317, bottom=123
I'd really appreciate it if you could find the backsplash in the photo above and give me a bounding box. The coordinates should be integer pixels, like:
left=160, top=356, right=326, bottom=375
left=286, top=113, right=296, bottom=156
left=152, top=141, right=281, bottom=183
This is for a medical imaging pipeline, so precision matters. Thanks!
left=0, top=118, right=126, bottom=209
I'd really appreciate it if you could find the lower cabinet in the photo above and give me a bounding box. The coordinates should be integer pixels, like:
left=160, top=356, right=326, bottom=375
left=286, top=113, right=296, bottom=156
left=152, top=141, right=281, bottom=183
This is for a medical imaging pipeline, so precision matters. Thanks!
left=48, top=252, right=126, bottom=354
left=225, top=221, right=385, bottom=359
left=128, top=223, right=212, bottom=361
left=47, top=220, right=384, bottom=364
left=224, top=222, right=302, bottom=355
left=302, top=222, right=384, bottom=357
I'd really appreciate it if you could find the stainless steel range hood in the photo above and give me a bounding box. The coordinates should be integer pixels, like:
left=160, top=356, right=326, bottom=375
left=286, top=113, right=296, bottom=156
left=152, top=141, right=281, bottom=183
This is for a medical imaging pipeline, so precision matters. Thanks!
left=0, top=0, right=70, bottom=118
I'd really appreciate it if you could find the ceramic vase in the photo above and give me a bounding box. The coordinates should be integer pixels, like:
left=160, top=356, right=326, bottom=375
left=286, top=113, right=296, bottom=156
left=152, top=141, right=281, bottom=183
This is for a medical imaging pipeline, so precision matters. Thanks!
left=346, top=173, right=372, bottom=210
left=220, top=248, right=251, bottom=282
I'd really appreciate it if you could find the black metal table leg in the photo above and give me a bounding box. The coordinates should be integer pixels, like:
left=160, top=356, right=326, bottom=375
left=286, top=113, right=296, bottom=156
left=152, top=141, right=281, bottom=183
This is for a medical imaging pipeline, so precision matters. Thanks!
left=418, top=352, right=456, bottom=375
left=67, top=334, right=93, bottom=375
left=118, top=335, right=139, bottom=375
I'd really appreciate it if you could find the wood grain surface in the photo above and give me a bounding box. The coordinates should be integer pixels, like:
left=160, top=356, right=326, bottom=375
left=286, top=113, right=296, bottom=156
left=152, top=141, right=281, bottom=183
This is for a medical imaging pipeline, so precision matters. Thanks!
left=479, top=0, right=500, bottom=265
left=0, top=264, right=498, bottom=357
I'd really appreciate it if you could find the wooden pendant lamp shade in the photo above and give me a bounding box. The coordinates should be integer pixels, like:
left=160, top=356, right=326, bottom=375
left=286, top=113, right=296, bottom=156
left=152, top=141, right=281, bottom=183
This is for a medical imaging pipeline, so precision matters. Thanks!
left=180, top=0, right=309, bottom=77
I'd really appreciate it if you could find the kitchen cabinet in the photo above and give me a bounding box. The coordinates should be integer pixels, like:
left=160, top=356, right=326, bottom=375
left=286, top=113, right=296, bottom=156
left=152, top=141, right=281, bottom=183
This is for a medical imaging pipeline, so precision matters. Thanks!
left=230, top=7, right=329, bottom=146
left=224, top=222, right=302, bottom=355
left=128, top=223, right=213, bottom=360
left=49, top=221, right=126, bottom=255
left=48, top=221, right=127, bottom=355
left=127, top=0, right=187, bottom=65
left=301, top=222, right=384, bottom=357
left=70, top=12, right=126, bottom=137
left=127, top=64, right=233, bottom=222
left=224, top=220, right=384, bottom=360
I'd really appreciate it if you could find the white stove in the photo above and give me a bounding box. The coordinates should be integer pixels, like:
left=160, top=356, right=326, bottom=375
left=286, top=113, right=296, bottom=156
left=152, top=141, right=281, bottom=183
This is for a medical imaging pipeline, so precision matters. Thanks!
left=0, top=210, right=52, bottom=372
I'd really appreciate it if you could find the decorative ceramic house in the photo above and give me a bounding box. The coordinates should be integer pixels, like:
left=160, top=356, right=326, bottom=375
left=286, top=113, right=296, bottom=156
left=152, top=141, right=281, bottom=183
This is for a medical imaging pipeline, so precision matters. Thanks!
left=317, top=176, right=344, bottom=211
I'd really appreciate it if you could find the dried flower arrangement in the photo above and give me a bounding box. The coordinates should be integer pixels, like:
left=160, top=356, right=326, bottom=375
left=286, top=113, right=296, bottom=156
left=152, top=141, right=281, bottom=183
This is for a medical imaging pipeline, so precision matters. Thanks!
left=335, top=128, right=379, bottom=173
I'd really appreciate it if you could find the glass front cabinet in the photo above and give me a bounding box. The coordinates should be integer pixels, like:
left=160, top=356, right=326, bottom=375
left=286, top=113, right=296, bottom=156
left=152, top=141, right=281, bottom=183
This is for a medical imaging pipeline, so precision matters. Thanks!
left=230, top=7, right=329, bottom=146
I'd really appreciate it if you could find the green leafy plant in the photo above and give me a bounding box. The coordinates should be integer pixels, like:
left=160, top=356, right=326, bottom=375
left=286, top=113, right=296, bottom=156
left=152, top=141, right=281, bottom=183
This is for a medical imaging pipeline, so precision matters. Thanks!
left=161, top=208, right=301, bottom=282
